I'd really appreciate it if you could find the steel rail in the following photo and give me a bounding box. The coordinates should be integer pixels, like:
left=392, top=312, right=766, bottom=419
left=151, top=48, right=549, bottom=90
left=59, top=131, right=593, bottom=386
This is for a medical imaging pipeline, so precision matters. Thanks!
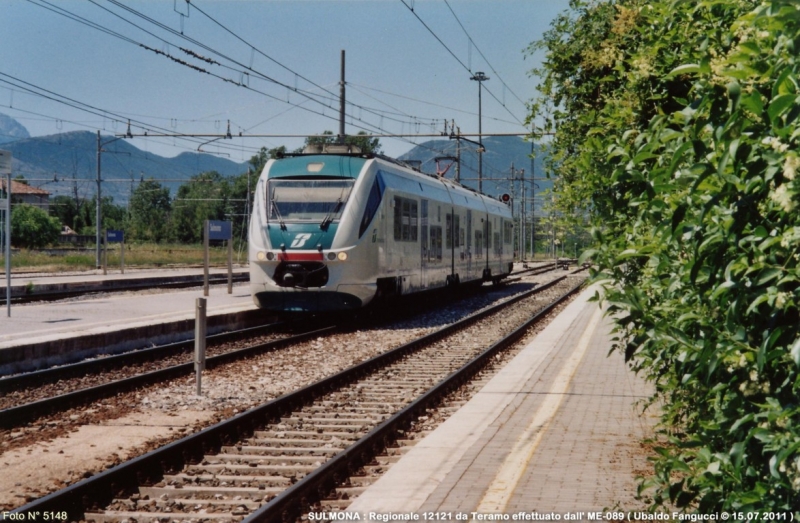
left=0, top=319, right=289, bottom=394
left=251, top=278, right=585, bottom=522
left=5, top=275, right=577, bottom=521
left=0, top=264, right=554, bottom=393
left=0, top=326, right=335, bottom=429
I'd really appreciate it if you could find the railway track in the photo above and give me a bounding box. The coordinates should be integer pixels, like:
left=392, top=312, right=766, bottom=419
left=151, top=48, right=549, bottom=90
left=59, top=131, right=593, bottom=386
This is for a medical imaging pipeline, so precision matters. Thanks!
left=6, top=272, right=585, bottom=522
left=0, top=264, right=561, bottom=431
left=0, top=325, right=333, bottom=429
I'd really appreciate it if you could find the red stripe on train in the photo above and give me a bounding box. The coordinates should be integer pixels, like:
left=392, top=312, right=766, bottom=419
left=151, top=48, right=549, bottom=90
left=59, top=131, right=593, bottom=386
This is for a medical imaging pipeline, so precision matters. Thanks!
left=278, top=252, right=324, bottom=261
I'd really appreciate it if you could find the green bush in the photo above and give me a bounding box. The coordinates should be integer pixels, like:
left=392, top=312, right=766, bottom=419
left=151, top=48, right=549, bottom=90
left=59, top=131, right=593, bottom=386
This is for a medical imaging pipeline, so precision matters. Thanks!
left=533, top=0, right=800, bottom=513
left=11, top=204, right=61, bottom=249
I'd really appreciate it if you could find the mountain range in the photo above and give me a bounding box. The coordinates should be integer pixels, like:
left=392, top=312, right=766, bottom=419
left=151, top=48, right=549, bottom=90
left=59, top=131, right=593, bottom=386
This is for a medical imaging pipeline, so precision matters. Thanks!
left=0, top=115, right=248, bottom=204
left=399, top=134, right=552, bottom=202
left=0, top=114, right=550, bottom=206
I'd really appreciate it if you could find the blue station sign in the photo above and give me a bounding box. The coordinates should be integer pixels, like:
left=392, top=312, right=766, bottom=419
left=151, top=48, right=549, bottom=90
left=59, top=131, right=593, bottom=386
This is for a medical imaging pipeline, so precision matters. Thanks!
left=106, top=230, right=124, bottom=243
left=208, top=220, right=232, bottom=241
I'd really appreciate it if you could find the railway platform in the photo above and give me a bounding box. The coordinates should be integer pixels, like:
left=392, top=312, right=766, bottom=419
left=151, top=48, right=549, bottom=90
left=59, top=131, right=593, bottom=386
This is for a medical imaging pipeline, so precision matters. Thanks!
left=347, top=284, right=656, bottom=517
left=0, top=269, right=257, bottom=374
left=0, top=265, right=248, bottom=298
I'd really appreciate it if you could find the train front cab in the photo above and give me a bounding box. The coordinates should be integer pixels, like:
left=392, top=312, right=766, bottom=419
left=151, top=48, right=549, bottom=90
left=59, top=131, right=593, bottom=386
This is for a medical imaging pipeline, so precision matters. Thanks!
left=249, top=154, right=378, bottom=312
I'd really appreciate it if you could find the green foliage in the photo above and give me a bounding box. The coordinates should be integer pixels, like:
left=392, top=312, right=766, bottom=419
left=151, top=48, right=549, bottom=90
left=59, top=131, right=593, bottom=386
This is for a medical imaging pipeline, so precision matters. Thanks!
left=126, top=179, right=171, bottom=243
left=170, top=171, right=231, bottom=243
left=533, top=0, right=800, bottom=513
left=303, top=130, right=382, bottom=154
left=11, top=204, right=60, bottom=248
left=50, top=194, right=126, bottom=235
left=247, top=145, right=286, bottom=175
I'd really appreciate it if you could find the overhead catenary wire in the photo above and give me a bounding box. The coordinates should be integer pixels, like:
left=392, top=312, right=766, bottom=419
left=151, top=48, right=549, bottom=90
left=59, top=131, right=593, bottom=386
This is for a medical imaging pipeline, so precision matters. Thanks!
left=99, top=0, right=439, bottom=133
left=25, top=0, right=427, bottom=148
left=18, top=0, right=472, bottom=158
left=397, top=0, right=527, bottom=127
left=442, top=0, right=527, bottom=109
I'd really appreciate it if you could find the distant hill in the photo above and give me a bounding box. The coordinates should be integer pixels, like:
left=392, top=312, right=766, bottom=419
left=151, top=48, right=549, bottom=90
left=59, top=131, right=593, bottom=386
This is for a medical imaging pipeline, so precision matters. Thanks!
left=0, top=113, right=31, bottom=145
left=398, top=135, right=553, bottom=201
left=1, top=129, right=248, bottom=204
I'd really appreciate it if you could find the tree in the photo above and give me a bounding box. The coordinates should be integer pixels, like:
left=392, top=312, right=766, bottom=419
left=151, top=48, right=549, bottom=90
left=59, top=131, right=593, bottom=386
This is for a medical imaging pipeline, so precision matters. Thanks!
left=531, top=0, right=800, bottom=512
left=302, top=131, right=381, bottom=154
left=170, top=171, right=230, bottom=243
left=50, top=195, right=81, bottom=231
left=11, top=204, right=60, bottom=248
left=247, top=146, right=287, bottom=176
left=126, top=179, right=171, bottom=243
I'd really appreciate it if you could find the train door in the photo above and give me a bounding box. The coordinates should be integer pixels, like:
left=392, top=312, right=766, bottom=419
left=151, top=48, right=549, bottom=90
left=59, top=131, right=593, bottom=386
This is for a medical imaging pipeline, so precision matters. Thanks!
left=493, top=216, right=502, bottom=275
left=420, top=199, right=429, bottom=288
left=483, top=214, right=491, bottom=279
left=466, top=209, right=473, bottom=279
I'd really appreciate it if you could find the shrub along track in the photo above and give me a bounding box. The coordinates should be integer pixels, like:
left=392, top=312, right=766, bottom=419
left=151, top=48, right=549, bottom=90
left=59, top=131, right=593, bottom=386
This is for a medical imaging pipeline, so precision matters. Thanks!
left=7, top=272, right=586, bottom=522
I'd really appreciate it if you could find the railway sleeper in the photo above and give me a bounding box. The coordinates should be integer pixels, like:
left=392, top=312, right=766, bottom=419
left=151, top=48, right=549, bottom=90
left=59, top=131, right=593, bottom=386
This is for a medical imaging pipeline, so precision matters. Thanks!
left=203, top=454, right=329, bottom=465
left=184, top=463, right=317, bottom=475
left=87, top=510, right=249, bottom=522
left=316, top=401, right=406, bottom=409
left=253, top=429, right=361, bottom=439
left=141, top=485, right=282, bottom=501
left=220, top=445, right=342, bottom=456
left=246, top=436, right=355, bottom=447
left=272, top=422, right=370, bottom=432
left=110, top=495, right=265, bottom=511
left=162, top=473, right=291, bottom=488
left=354, top=382, right=437, bottom=392
left=300, top=407, right=393, bottom=417
left=280, top=415, right=381, bottom=425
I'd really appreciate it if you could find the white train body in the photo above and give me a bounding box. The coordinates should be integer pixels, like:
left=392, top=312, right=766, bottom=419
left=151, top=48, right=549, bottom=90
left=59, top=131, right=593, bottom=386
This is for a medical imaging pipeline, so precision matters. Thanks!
left=249, top=152, right=513, bottom=312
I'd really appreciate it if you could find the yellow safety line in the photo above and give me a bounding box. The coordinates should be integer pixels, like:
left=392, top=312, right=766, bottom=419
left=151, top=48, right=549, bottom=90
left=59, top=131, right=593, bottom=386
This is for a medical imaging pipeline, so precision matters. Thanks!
left=474, top=305, right=603, bottom=514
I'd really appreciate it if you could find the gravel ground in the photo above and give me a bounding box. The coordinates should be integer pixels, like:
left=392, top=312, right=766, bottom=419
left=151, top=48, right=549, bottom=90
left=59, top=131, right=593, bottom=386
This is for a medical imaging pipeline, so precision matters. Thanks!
left=0, top=271, right=579, bottom=511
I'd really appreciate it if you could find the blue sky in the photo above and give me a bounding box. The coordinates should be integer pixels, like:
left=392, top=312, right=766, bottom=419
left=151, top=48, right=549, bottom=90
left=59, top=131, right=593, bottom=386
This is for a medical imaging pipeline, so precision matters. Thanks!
left=1, top=0, right=571, bottom=162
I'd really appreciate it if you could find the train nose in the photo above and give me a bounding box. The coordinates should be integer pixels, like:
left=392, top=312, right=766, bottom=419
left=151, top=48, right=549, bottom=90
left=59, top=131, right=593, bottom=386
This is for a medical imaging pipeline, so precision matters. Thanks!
left=273, top=261, right=329, bottom=288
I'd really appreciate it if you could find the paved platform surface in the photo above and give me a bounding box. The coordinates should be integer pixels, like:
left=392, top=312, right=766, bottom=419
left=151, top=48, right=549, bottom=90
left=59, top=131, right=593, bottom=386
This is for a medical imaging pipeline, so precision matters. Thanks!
left=0, top=278, right=255, bottom=350
left=347, top=285, right=656, bottom=517
left=0, top=266, right=246, bottom=291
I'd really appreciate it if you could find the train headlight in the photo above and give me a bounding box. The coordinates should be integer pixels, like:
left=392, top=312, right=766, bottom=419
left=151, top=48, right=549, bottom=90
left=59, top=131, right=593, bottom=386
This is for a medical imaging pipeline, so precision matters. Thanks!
left=326, top=252, right=337, bottom=261
left=337, top=252, right=348, bottom=261
left=266, top=252, right=276, bottom=261
left=257, top=251, right=267, bottom=261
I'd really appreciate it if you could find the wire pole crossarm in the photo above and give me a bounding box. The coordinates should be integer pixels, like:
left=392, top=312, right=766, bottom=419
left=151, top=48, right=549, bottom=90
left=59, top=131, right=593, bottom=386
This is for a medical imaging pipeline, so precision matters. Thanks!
left=96, top=129, right=132, bottom=269
left=117, top=131, right=545, bottom=140
left=470, top=72, right=489, bottom=193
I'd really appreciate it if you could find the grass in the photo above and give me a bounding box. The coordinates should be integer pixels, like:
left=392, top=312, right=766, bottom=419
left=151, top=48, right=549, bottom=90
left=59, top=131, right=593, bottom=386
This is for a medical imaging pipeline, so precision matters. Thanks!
left=0, top=243, right=243, bottom=274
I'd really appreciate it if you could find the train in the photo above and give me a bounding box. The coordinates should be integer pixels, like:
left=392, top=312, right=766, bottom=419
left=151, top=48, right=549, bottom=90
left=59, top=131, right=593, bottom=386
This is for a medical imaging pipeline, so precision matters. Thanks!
left=248, top=144, right=514, bottom=312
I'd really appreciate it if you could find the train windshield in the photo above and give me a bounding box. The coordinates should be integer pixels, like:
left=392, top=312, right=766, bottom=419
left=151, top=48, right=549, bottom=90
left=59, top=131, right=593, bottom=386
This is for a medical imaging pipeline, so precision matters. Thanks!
left=268, top=179, right=355, bottom=223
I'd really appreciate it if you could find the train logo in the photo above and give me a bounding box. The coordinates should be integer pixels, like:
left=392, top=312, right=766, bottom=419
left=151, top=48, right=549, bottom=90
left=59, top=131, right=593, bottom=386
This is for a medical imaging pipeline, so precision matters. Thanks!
left=290, top=233, right=312, bottom=248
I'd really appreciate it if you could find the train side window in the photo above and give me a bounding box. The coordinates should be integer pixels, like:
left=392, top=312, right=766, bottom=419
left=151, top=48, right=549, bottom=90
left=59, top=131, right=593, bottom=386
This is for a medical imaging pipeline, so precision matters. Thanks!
left=430, top=226, right=442, bottom=260
left=359, top=174, right=385, bottom=238
left=393, top=197, right=402, bottom=240
left=454, top=215, right=461, bottom=248
left=445, top=214, right=452, bottom=249
left=394, top=196, right=418, bottom=242
left=504, top=220, right=513, bottom=244
left=475, top=230, right=483, bottom=259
